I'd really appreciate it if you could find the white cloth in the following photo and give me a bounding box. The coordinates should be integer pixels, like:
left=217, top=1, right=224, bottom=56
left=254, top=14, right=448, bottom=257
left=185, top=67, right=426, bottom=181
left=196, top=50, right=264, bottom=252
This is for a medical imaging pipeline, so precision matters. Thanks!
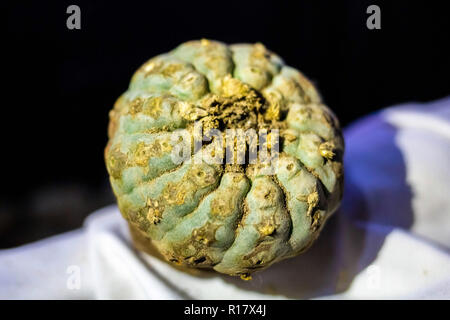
left=1, top=97, right=450, bottom=300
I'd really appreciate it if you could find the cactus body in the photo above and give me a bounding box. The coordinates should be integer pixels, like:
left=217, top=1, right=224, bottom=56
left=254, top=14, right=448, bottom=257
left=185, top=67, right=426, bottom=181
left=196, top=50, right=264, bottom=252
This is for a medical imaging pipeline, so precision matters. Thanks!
left=105, top=40, right=344, bottom=278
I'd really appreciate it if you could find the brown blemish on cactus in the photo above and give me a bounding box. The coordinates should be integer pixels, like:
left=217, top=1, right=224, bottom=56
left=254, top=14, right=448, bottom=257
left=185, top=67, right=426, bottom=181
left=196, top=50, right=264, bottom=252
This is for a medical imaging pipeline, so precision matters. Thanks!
left=128, top=206, right=152, bottom=232
left=252, top=183, right=278, bottom=209
left=278, top=75, right=309, bottom=104
left=142, top=96, right=164, bottom=119
left=107, top=147, right=127, bottom=179
left=192, top=222, right=220, bottom=246
left=190, top=166, right=216, bottom=187
left=298, top=105, right=313, bottom=119
left=129, top=138, right=173, bottom=168
left=146, top=198, right=163, bottom=224
left=130, top=141, right=158, bottom=166
left=211, top=195, right=235, bottom=217
left=169, top=222, right=220, bottom=267
left=161, top=164, right=221, bottom=207
left=160, top=139, right=173, bottom=153
left=243, top=242, right=273, bottom=266
left=160, top=63, right=185, bottom=78
left=128, top=97, right=143, bottom=115
left=163, top=181, right=190, bottom=206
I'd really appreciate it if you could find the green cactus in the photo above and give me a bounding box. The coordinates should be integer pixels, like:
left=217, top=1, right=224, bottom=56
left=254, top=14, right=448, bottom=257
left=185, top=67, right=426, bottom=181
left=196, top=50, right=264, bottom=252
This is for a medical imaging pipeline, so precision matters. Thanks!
left=105, top=40, right=344, bottom=279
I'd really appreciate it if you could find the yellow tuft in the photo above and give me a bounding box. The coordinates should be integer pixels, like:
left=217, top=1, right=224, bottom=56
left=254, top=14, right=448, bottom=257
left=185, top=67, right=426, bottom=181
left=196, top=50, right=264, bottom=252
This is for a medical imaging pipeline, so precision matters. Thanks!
left=240, top=274, right=252, bottom=281
left=319, top=142, right=336, bottom=160
left=259, top=224, right=275, bottom=237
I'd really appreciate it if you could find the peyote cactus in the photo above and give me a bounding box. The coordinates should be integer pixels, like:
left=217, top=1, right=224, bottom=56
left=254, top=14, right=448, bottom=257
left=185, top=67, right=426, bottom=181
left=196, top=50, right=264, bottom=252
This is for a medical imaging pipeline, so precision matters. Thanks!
left=105, top=40, right=344, bottom=279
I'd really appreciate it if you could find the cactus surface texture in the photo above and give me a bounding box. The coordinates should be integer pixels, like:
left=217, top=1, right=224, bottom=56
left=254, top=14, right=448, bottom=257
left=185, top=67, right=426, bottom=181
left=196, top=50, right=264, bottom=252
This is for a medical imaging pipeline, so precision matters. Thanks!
left=105, top=40, right=344, bottom=278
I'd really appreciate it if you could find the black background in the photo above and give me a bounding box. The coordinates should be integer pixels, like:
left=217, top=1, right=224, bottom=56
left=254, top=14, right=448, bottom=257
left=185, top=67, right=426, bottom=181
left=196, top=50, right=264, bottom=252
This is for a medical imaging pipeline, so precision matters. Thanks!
left=1, top=0, right=449, bottom=247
